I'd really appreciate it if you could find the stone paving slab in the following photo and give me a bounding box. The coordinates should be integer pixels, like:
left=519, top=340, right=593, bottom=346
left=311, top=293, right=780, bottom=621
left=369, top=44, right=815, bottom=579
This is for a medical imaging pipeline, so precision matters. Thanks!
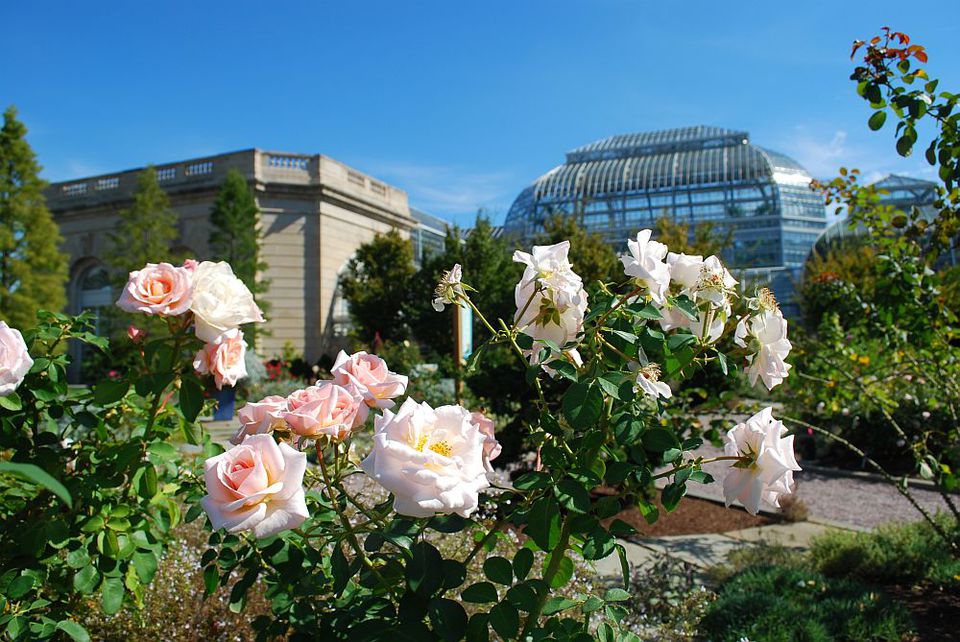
left=723, top=521, right=835, bottom=548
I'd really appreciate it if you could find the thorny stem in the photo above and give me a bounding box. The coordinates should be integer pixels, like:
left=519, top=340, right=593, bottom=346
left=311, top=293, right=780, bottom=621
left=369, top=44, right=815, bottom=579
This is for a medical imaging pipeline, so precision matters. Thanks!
left=463, top=517, right=505, bottom=566
left=783, top=416, right=957, bottom=552
left=594, top=284, right=644, bottom=332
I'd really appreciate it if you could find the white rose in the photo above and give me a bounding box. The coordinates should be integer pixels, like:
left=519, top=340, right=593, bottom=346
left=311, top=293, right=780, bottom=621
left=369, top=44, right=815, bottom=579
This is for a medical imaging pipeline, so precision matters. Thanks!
left=360, top=398, right=489, bottom=518
left=735, top=311, right=792, bottom=390
left=722, top=407, right=801, bottom=515
left=512, top=241, right=583, bottom=297
left=190, top=261, right=264, bottom=342
left=0, top=322, right=33, bottom=396
left=620, top=229, right=670, bottom=304
left=514, top=276, right=587, bottom=368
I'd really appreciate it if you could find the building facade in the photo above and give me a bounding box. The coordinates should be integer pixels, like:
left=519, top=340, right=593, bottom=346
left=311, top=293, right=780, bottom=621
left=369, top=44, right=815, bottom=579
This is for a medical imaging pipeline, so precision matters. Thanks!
left=46, top=149, right=447, bottom=371
left=503, top=126, right=827, bottom=310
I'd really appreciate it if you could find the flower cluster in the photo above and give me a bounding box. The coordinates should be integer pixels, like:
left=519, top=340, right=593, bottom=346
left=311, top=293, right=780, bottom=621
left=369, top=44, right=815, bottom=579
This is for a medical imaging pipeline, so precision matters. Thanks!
left=117, top=260, right=264, bottom=389
left=202, top=349, right=501, bottom=537
left=512, top=241, right=589, bottom=367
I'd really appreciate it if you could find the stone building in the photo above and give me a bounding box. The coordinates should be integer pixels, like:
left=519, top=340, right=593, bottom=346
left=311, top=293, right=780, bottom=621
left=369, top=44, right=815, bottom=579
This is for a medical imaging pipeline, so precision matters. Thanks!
left=45, top=149, right=447, bottom=372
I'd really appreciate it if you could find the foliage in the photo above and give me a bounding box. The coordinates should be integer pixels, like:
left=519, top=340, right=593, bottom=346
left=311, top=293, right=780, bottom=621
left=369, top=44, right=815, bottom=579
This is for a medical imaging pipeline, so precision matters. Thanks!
left=80, top=520, right=269, bottom=641
left=208, top=170, right=269, bottom=346
left=0, top=310, right=215, bottom=641
left=0, top=107, right=67, bottom=330
left=798, top=235, right=878, bottom=329
left=809, top=517, right=960, bottom=586
left=534, top=214, right=619, bottom=288
left=790, top=29, right=960, bottom=551
left=190, top=227, right=793, bottom=641
left=105, top=166, right=180, bottom=279
left=652, top=215, right=733, bottom=260
left=699, top=565, right=911, bottom=642
left=619, top=557, right=714, bottom=641
left=339, top=229, right=417, bottom=344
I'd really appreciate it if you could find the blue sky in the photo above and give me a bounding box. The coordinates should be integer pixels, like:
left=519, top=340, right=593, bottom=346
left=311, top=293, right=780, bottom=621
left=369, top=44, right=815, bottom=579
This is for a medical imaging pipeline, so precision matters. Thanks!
left=3, top=1, right=958, bottom=226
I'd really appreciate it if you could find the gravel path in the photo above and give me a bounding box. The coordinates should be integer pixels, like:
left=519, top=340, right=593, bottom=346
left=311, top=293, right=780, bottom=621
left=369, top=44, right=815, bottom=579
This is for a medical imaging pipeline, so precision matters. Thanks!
left=676, top=443, right=954, bottom=530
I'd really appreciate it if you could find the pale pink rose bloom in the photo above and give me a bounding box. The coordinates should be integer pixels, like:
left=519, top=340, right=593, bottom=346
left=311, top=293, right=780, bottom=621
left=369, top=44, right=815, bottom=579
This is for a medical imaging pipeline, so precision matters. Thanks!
left=331, top=351, right=408, bottom=409
left=734, top=311, right=792, bottom=390
left=116, top=262, right=193, bottom=317
left=470, top=411, right=501, bottom=472
left=182, top=259, right=199, bottom=272
left=193, top=329, right=248, bottom=390
left=0, top=322, right=33, bottom=396
left=514, top=275, right=587, bottom=369
left=634, top=364, right=672, bottom=401
left=722, top=407, right=801, bottom=515
left=512, top=241, right=583, bottom=297
left=200, top=434, right=309, bottom=538
left=283, top=381, right=363, bottom=440
left=361, top=399, right=489, bottom=518
left=231, top=395, right=289, bottom=445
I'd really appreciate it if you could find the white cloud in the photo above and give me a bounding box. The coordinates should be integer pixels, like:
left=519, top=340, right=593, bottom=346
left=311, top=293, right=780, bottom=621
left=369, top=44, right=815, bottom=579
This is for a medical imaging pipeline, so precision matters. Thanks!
left=363, top=160, right=518, bottom=224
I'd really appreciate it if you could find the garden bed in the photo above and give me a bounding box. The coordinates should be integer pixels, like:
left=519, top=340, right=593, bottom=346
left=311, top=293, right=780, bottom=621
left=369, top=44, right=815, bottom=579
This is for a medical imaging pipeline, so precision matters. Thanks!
left=605, top=495, right=774, bottom=538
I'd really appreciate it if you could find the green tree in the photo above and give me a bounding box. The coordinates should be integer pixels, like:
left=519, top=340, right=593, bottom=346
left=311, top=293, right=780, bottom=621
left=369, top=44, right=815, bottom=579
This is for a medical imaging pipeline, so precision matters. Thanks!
left=209, top=169, right=266, bottom=293
left=105, top=166, right=179, bottom=278
left=0, top=106, right=67, bottom=329
left=534, top=214, right=619, bottom=287
left=209, top=169, right=269, bottom=346
left=339, top=229, right=416, bottom=344
left=653, top=214, right=733, bottom=257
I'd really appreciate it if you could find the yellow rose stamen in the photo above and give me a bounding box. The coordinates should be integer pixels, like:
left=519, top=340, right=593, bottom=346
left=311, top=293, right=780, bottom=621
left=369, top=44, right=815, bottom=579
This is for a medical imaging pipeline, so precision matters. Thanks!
left=428, top=441, right=453, bottom=458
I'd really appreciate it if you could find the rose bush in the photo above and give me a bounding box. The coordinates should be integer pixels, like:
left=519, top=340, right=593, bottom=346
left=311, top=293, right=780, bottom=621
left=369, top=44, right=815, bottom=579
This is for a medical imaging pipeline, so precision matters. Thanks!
left=0, top=258, right=263, bottom=641
left=183, top=230, right=800, bottom=641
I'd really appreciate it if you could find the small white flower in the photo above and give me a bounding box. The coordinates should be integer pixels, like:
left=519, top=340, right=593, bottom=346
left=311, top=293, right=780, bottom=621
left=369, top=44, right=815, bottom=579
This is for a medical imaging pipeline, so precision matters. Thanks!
left=634, top=363, right=672, bottom=400
left=432, top=264, right=464, bottom=312
left=922, top=411, right=931, bottom=419
left=722, top=407, right=801, bottom=515
left=620, top=229, right=670, bottom=304
left=512, top=241, right=584, bottom=297
left=735, top=310, right=792, bottom=390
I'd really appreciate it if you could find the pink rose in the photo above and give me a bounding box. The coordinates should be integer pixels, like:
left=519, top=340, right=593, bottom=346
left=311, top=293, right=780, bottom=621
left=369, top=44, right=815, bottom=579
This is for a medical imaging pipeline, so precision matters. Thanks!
left=471, top=411, right=502, bottom=472
left=0, top=322, right=33, bottom=396
left=331, top=350, right=408, bottom=409
left=116, top=262, right=193, bottom=317
left=200, top=434, right=309, bottom=538
left=283, top=382, right=364, bottom=440
left=231, top=395, right=289, bottom=445
left=193, top=329, right=248, bottom=389
left=182, top=259, right=199, bottom=272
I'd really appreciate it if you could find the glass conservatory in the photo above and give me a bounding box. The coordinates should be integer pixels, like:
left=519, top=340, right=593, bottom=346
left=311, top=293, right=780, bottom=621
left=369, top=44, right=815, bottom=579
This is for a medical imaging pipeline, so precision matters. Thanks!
left=503, top=126, right=827, bottom=310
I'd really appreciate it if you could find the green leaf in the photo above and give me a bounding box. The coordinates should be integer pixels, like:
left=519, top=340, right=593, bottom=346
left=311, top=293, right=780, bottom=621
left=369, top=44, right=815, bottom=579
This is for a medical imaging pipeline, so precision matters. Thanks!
left=605, top=588, right=630, bottom=602
left=636, top=303, right=662, bottom=320
left=100, top=577, right=124, bottom=615
left=868, top=110, right=887, bottom=130
left=543, top=596, right=578, bottom=616
left=670, top=295, right=699, bottom=321
left=55, top=621, right=91, bottom=642
left=642, top=428, right=680, bottom=453
left=407, top=542, right=443, bottom=596
left=525, top=497, right=561, bottom=551
left=581, top=528, right=616, bottom=561
left=0, top=461, right=72, bottom=508
left=461, top=582, right=498, bottom=603
left=7, top=575, right=34, bottom=599
left=179, top=378, right=205, bottom=423
left=428, top=598, right=468, bottom=642
left=512, top=548, right=534, bottom=581
left=896, top=135, right=914, bottom=157
left=483, top=557, right=513, bottom=585
left=661, top=482, right=687, bottom=512
left=147, top=442, right=179, bottom=461
left=132, top=551, right=158, bottom=584
left=562, top=382, right=603, bottom=430
left=0, top=392, right=22, bottom=411
left=582, top=596, right=604, bottom=613
left=545, top=553, right=574, bottom=588
left=555, top=479, right=591, bottom=514
left=203, top=565, right=219, bottom=596
left=465, top=614, right=489, bottom=642
left=73, top=565, right=99, bottom=594
left=93, top=380, right=129, bottom=406
left=513, top=471, right=551, bottom=491
left=488, top=601, right=519, bottom=639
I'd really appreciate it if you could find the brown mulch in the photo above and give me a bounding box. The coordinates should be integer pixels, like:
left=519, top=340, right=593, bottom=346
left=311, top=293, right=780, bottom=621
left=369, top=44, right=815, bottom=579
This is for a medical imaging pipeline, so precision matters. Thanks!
left=884, top=582, right=960, bottom=642
left=602, top=494, right=774, bottom=538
